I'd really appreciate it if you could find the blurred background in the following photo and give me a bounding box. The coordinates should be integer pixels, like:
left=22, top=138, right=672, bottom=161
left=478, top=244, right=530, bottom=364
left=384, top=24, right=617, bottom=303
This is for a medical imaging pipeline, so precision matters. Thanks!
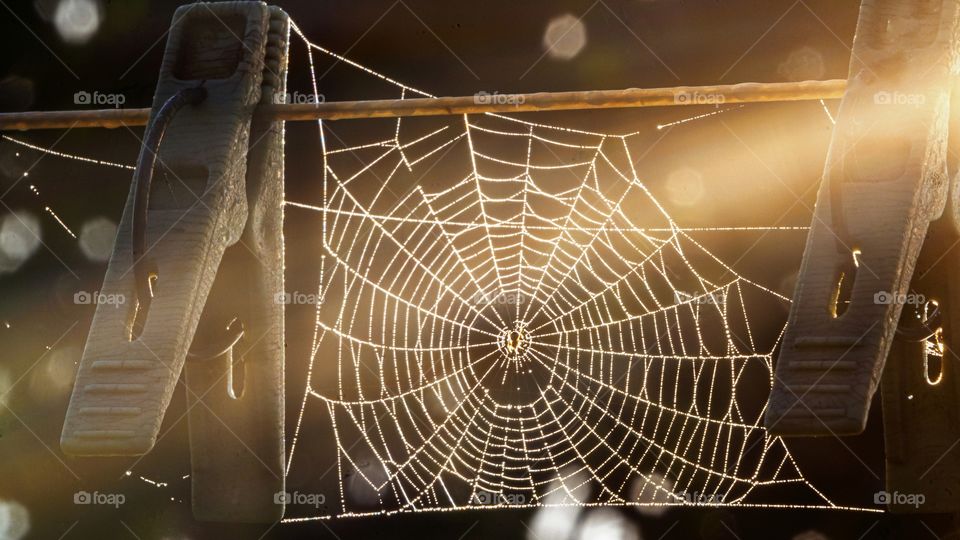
left=0, top=0, right=952, bottom=538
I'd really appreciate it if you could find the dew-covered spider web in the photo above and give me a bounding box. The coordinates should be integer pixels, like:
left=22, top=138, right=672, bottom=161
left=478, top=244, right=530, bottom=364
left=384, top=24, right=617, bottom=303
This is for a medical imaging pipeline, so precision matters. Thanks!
left=0, top=19, right=879, bottom=521
left=279, top=24, right=872, bottom=520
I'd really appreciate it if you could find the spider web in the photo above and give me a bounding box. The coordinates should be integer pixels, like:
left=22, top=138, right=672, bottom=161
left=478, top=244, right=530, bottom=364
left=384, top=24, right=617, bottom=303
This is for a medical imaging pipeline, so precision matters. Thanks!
left=0, top=20, right=877, bottom=521
left=280, top=25, right=869, bottom=520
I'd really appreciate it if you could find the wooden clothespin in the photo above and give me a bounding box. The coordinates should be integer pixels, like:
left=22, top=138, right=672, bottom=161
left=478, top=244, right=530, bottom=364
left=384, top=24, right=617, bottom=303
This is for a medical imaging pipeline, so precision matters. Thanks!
left=60, top=2, right=288, bottom=522
left=766, top=0, right=960, bottom=512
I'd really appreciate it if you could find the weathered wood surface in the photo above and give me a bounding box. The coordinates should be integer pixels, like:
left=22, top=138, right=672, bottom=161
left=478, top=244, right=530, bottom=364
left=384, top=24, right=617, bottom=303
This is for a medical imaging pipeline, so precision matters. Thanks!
left=59, top=1, right=287, bottom=522
left=183, top=4, right=289, bottom=523
left=880, top=218, right=960, bottom=513
left=766, top=0, right=960, bottom=515
left=0, top=79, right=848, bottom=130
left=767, top=0, right=960, bottom=437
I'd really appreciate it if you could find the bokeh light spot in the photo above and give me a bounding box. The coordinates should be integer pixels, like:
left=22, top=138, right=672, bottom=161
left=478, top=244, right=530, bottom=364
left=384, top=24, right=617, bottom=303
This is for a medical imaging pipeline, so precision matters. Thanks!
left=630, top=471, right=674, bottom=518
left=0, top=500, right=29, bottom=540
left=78, top=217, right=116, bottom=262
left=793, top=531, right=830, bottom=540
left=54, top=0, right=101, bottom=44
left=576, top=508, right=640, bottom=540
left=0, top=211, right=41, bottom=274
left=543, top=14, right=587, bottom=60
left=29, top=345, right=80, bottom=397
left=527, top=468, right=592, bottom=540
left=777, top=46, right=825, bottom=82
left=665, top=167, right=705, bottom=208
left=0, top=368, right=11, bottom=410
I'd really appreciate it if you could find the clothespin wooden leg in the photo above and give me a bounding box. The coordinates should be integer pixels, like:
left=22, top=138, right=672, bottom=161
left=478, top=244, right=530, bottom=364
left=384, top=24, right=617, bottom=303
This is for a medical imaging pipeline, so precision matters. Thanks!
left=879, top=93, right=960, bottom=512
left=184, top=5, right=289, bottom=523
left=766, top=0, right=960, bottom=436
left=766, top=0, right=960, bottom=515
left=60, top=1, right=288, bottom=523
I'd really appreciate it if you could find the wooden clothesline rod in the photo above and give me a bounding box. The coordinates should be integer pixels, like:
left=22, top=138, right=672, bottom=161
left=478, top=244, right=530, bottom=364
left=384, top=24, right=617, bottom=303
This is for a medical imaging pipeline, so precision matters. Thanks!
left=0, top=79, right=847, bottom=131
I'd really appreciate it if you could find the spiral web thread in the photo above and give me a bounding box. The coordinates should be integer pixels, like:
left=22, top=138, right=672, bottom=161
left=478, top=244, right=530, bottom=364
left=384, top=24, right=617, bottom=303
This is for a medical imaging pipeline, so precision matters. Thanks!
left=280, top=24, right=875, bottom=520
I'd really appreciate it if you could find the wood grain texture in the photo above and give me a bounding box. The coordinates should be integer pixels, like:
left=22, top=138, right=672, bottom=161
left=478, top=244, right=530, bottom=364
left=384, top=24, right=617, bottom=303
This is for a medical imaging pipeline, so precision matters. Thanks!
left=766, top=0, right=960, bottom=435
left=766, top=0, right=960, bottom=514
left=0, top=79, right=849, bottom=131
left=185, top=4, right=289, bottom=523
left=61, top=1, right=288, bottom=523
left=879, top=216, right=960, bottom=513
